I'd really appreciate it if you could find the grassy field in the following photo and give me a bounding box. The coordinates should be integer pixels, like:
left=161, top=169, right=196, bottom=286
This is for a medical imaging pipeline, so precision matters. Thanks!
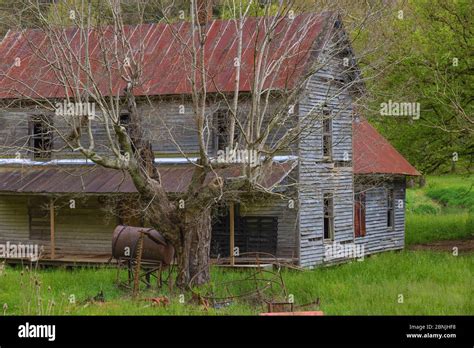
left=0, top=175, right=472, bottom=316
left=1, top=250, right=472, bottom=315
left=405, top=174, right=474, bottom=245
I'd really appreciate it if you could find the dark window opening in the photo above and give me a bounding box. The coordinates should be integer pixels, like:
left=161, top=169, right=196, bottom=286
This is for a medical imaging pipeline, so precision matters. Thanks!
left=322, top=111, right=332, bottom=159
left=213, top=109, right=238, bottom=152
left=387, top=189, right=394, bottom=229
left=354, top=192, right=366, bottom=237
left=323, top=193, right=334, bottom=240
left=31, top=115, right=53, bottom=160
left=210, top=205, right=278, bottom=257
left=119, top=112, right=132, bottom=154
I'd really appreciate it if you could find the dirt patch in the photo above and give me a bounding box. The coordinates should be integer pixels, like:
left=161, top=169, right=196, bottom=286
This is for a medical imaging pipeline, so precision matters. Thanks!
left=408, top=238, right=474, bottom=253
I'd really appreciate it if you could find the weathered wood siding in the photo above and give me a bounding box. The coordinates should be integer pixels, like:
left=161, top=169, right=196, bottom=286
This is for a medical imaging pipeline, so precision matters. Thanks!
left=354, top=178, right=406, bottom=254
left=297, top=34, right=354, bottom=268
left=0, top=97, right=291, bottom=159
left=0, top=196, right=30, bottom=245
left=0, top=110, right=30, bottom=158
left=0, top=195, right=115, bottom=255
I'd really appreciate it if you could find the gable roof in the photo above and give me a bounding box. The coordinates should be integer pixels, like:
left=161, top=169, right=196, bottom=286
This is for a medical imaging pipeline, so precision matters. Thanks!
left=353, top=118, right=420, bottom=176
left=0, top=12, right=330, bottom=99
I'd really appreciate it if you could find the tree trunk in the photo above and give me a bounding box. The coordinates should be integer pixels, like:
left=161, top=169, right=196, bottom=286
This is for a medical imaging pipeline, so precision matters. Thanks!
left=175, top=208, right=212, bottom=288
left=188, top=208, right=212, bottom=286
left=419, top=175, right=426, bottom=188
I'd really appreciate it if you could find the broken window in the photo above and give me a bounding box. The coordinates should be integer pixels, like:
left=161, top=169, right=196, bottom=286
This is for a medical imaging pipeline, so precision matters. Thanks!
left=214, top=109, right=229, bottom=152
left=30, top=115, right=53, bottom=160
left=323, top=193, right=334, bottom=240
left=118, top=112, right=132, bottom=155
left=387, top=189, right=394, bottom=229
left=322, top=110, right=332, bottom=159
left=354, top=192, right=366, bottom=237
left=213, top=109, right=239, bottom=153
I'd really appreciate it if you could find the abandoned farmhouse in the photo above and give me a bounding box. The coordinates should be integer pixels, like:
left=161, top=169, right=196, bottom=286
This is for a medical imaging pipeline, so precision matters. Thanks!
left=0, top=11, right=419, bottom=268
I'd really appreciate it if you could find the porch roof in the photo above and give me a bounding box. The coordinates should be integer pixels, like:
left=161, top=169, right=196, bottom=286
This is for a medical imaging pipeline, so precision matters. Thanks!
left=0, top=161, right=295, bottom=194
left=353, top=118, right=420, bottom=176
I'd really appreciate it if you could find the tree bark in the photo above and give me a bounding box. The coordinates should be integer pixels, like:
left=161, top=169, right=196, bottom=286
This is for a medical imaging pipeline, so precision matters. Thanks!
left=174, top=208, right=212, bottom=288
left=188, top=208, right=212, bottom=286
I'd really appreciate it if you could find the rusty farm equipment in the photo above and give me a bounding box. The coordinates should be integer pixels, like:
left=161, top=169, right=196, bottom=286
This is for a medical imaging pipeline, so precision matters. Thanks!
left=112, top=225, right=175, bottom=296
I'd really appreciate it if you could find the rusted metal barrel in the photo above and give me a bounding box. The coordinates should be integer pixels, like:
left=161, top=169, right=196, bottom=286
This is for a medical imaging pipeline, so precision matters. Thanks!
left=112, top=225, right=174, bottom=265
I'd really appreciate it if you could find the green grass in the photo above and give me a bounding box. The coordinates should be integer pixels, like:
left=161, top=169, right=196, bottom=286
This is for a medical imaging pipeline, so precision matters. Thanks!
left=1, top=251, right=472, bottom=315
left=405, top=174, right=474, bottom=245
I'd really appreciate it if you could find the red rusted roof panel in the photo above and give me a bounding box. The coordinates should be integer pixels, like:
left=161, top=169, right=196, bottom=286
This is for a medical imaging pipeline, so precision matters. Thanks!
left=0, top=13, right=328, bottom=99
left=353, top=118, right=420, bottom=176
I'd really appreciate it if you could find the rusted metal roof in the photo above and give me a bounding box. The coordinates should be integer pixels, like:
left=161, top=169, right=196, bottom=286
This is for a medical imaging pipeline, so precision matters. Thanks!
left=0, top=13, right=329, bottom=99
left=0, top=161, right=296, bottom=194
left=353, top=118, right=420, bottom=176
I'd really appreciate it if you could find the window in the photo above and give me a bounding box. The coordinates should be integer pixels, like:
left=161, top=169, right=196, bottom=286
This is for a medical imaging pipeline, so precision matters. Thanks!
left=30, top=115, right=53, bottom=159
left=387, top=189, right=394, bottom=229
left=28, top=203, right=49, bottom=241
left=322, top=111, right=332, bottom=159
left=213, top=109, right=238, bottom=152
left=323, top=193, right=334, bottom=240
left=119, top=112, right=130, bottom=128
left=210, top=204, right=278, bottom=257
left=118, top=112, right=132, bottom=154
left=354, top=192, right=366, bottom=237
left=214, top=109, right=229, bottom=152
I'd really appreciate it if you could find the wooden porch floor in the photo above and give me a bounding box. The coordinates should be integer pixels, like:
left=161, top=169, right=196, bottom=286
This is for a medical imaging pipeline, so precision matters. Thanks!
left=2, top=254, right=298, bottom=268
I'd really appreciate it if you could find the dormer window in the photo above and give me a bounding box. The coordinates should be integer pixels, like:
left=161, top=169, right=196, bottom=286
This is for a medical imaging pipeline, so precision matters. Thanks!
left=30, top=115, right=53, bottom=160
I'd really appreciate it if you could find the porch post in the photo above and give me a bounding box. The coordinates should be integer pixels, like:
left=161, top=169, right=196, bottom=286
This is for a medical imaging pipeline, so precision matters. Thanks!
left=229, top=202, right=235, bottom=266
left=50, top=198, right=55, bottom=259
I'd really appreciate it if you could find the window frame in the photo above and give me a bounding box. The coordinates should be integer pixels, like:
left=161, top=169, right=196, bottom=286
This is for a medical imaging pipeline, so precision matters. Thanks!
left=28, top=200, right=50, bottom=241
left=322, top=109, right=332, bottom=160
left=323, top=192, right=335, bottom=241
left=30, top=114, right=53, bottom=160
left=354, top=191, right=366, bottom=238
left=387, top=188, right=395, bottom=229
left=213, top=109, right=239, bottom=153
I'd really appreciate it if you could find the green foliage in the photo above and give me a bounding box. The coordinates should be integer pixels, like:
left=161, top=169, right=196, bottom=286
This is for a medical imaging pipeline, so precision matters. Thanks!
left=426, top=187, right=474, bottom=212
left=406, top=189, right=442, bottom=214
left=367, top=0, right=474, bottom=174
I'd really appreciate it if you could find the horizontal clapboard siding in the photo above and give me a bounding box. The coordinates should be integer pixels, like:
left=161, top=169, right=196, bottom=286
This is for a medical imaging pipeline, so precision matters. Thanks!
left=354, top=179, right=406, bottom=254
left=0, top=195, right=115, bottom=255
